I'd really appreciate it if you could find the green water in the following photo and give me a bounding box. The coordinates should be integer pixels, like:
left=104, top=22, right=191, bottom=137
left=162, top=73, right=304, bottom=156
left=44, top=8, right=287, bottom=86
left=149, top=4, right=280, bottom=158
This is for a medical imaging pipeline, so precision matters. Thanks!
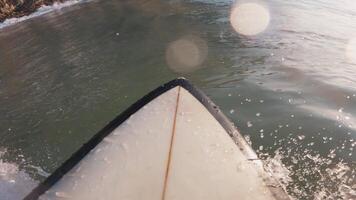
left=0, top=0, right=355, bottom=199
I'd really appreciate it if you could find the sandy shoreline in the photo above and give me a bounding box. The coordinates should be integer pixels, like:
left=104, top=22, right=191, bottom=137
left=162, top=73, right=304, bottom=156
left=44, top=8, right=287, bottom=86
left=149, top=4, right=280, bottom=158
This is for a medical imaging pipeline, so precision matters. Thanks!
left=0, top=0, right=67, bottom=22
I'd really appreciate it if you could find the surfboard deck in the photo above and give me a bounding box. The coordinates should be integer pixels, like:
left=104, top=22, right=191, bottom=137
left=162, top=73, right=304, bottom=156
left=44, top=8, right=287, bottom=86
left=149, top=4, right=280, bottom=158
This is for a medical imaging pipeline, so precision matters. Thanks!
left=25, top=78, right=290, bottom=200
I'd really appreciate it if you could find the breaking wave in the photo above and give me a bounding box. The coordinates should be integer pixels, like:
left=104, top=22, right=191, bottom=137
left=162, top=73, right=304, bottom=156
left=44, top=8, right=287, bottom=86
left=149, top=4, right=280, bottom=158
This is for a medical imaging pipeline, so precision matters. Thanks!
left=0, top=0, right=89, bottom=29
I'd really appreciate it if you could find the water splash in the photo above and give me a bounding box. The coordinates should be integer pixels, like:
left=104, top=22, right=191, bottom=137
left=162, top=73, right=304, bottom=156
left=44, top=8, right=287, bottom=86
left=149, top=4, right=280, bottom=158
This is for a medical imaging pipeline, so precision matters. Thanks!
left=0, top=149, right=38, bottom=200
left=260, top=140, right=356, bottom=199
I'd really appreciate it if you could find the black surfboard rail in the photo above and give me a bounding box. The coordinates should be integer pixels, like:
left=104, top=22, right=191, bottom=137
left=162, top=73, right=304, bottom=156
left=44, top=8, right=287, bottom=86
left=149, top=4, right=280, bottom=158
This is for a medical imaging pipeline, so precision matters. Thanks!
left=24, top=77, right=291, bottom=200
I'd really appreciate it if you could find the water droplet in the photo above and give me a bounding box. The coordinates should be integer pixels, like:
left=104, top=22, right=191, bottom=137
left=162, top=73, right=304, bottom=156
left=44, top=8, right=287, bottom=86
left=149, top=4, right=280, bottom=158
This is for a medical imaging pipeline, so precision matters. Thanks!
left=103, top=137, right=115, bottom=143
left=120, top=143, right=129, bottom=151
left=298, top=135, right=305, bottom=140
left=103, top=157, right=110, bottom=164
left=55, top=191, right=71, bottom=198
left=95, top=148, right=102, bottom=154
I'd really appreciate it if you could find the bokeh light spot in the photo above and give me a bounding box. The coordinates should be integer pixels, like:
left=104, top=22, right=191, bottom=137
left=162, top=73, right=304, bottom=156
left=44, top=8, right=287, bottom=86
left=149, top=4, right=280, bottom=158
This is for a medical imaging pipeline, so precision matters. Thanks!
left=166, top=36, right=208, bottom=73
left=230, top=2, right=270, bottom=36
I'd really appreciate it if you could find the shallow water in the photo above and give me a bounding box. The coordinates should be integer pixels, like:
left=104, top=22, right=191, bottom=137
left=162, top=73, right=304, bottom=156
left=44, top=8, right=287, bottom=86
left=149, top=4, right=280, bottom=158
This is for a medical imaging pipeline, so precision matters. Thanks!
left=0, top=0, right=355, bottom=199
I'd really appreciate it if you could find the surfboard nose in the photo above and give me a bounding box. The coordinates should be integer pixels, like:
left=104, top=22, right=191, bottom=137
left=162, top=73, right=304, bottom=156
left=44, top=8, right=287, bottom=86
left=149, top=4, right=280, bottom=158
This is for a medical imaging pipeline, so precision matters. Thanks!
left=25, top=79, right=290, bottom=200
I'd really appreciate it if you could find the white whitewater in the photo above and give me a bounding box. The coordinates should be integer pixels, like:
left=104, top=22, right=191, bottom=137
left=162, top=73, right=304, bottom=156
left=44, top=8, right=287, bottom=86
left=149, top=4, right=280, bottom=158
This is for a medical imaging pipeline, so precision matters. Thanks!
left=0, top=0, right=89, bottom=29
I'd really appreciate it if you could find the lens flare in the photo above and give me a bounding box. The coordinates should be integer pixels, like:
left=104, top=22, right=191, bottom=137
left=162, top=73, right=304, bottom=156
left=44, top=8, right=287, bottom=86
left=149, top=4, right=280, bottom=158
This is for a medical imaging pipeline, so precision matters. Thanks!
left=230, top=2, right=270, bottom=36
left=346, top=38, right=356, bottom=64
left=166, top=36, right=208, bottom=73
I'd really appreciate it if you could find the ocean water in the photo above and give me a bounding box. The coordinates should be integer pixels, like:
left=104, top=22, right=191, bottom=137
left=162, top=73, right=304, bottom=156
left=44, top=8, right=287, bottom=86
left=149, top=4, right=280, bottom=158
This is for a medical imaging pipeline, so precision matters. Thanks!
left=0, top=0, right=355, bottom=199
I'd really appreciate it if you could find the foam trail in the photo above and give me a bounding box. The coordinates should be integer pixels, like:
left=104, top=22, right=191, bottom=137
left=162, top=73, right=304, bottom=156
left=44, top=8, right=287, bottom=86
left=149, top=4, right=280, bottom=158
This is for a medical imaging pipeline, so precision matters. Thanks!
left=0, top=0, right=89, bottom=29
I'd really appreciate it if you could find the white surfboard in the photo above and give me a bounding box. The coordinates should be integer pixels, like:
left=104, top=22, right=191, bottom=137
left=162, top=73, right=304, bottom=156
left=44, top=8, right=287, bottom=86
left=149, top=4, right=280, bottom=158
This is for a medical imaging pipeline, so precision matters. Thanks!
left=25, top=78, right=290, bottom=200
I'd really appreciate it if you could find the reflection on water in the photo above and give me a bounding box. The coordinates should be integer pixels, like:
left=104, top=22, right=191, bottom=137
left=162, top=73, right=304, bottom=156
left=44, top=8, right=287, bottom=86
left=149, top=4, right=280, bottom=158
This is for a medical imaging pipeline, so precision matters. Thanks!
left=0, top=0, right=355, bottom=199
left=346, top=38, right=356, bottom=64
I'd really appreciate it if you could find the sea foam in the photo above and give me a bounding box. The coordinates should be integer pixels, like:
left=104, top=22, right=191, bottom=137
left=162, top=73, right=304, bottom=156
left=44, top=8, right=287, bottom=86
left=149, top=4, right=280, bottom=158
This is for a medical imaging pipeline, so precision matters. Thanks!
left=0, top=0, right=89, bottom=29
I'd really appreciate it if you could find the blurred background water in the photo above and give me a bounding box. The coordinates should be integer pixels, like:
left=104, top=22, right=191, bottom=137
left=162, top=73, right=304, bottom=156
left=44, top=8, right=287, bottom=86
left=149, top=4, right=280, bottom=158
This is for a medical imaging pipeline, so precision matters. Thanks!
left=0, top=0, right=355, bottom=199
